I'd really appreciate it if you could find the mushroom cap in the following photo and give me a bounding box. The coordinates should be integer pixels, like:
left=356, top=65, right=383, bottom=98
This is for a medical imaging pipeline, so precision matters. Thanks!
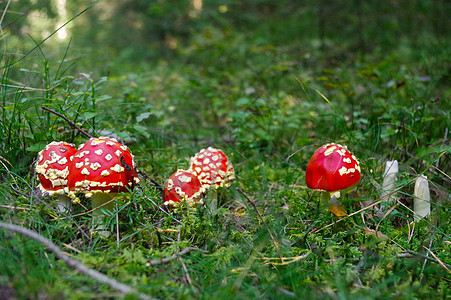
left=164, top=169, right=205, bottom=206
left=67, top=137, right=139, bottom=197
left=189, top=147, right=235, bottom=188
left=35, top=141, right=78, bottom=195
left=305, top=143, right=361, bottom=193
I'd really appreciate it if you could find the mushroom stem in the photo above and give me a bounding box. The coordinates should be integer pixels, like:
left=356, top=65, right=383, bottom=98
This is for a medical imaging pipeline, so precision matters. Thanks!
left=321, top=191, right=347, bottom=217
left=54, top=194, right=73, bottom=213
left=91, top=193, right=116, bottom=238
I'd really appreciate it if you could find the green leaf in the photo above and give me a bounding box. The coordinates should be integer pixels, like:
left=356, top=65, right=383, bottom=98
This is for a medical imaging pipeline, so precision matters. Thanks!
left=82, top=112, right=98, bottom=119
left=136, top=112, right=152, bottom=122
left=26, top=142, right=49, bottom=152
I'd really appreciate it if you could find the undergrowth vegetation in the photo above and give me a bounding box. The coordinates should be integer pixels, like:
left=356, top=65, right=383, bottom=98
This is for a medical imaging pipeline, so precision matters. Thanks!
left=0, top=1, right=450, bottom=299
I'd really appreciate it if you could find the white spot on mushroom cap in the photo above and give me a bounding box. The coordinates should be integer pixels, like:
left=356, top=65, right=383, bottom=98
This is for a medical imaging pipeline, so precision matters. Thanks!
left=57, top=157, right=68, bottom=165
left=75, top=162, right=83, bottom=169
left=74, top=150, right=90, bottom=158
left=81, top=168, right=90, bottom=175
left=174, top=186, right=184, bottom=196
left=51, top=179, right=68, bottom=188
left=324, top=146, right=337, bottom=156
left=178, top=174, right=192, bottom=183
left=339, top=166, right=348, bottom=176
left=110, top=164, right=124, bottom=173
left=48, top=150, right=62, bottom=163
left=101, top=170, right=110, bottom=176
left=95, top=149, right=103, bottom=155
left=90, top=139, right=105, bottom=146
left=115, top=150, right=122, bottom=157
left=337, top=149, right=347, bottom=156
left=90, top=162, right=102, bottom=171
left=166, top=179, right=174, bottom=190
left=105, top=154, right=113, bottom=161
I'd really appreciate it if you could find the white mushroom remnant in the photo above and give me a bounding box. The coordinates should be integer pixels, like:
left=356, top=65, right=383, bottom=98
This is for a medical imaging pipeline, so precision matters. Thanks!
left=413, top=175, right=430, bottom=222
left=380, top=160, right=399, bottom=210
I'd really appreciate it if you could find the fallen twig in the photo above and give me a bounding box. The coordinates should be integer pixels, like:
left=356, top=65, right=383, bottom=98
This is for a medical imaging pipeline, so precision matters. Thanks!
left=0, top=222, right=154, bottom=300
left=258, top=252, right=311, bottom=266
left=41, top=106, right=92, bottom=138
left=146, top=247, right=208, bottom=266
left=0, top=204, right=31, bottom=211
left=423, top=245, right=451, bottom=274
left=396, top=252, right=451, bottom=269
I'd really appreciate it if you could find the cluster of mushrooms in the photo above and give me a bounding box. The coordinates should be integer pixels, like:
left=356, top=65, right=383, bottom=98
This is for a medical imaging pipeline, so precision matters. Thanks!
left=35, top=141, right=236, bottom=235
left=36, top=138, right=429, bottom=236
left=35, top=137, right=140, bottom=236
left=163, top=147, right=236, bottom=207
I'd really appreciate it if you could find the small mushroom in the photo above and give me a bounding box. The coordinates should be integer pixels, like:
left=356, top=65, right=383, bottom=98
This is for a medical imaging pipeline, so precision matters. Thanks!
left=35, top=141, right=78, bottom=212
left=67, top=137, right=139, bottom=237
left=164, top=169, right=205, bottom=208
left=413, top=174, right=430, bottom=222
left=305, top=143, right=361, bottom=216
left=189, top=147, right=235, bottom=189
left=380, top=160, right=399, bottom=210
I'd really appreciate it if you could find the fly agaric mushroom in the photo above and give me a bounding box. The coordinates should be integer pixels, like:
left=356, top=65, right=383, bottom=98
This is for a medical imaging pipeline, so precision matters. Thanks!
left=189, top=147, right=235, bottom=189
left=164, top=169, right=205, bottom=207
left=35, top=141, right=78, bottom=212
left=305, top=143, right=361, bottom=216
left=67, top=137, right=139, bottom=236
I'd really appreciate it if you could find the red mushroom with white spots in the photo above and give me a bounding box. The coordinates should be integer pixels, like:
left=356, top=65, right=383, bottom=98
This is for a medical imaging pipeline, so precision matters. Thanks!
left=164, top=169, right=205, bottom=208
left=189, top=147, right=235, bottom=189
left=305, top=143, right=361, bottom=216
left=67, top=137, right=139, bottom=236
left=35, top=141, right=78, bottom=212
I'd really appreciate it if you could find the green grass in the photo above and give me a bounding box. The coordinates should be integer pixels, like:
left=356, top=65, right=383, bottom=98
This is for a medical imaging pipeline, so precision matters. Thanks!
left=1, top=3, right=450, bottom=299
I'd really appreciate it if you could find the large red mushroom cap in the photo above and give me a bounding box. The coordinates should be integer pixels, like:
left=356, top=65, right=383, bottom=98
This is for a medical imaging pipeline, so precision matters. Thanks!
left=67, top=137, right=139, bottom=198
left=189, top=147, right=235, bottom=189
left=305, top=143, right=361, bottom=193
left=164, top=169, right=205, bottom=206
left=36, top=141, right=77, bottom=195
